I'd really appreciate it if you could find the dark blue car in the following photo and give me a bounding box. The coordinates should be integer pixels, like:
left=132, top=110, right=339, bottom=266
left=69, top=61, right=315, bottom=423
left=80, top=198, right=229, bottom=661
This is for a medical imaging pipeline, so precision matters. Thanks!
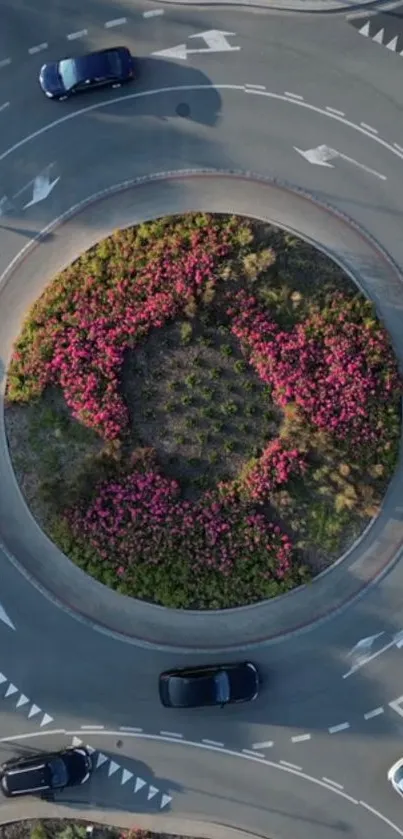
left=39, top=46, right=135, bottom=100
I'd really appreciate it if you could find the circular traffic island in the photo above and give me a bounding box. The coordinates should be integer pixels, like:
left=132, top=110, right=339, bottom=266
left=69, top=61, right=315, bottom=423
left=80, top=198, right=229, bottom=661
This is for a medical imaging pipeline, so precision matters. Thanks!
left=4, top=213, right=402, bottom=609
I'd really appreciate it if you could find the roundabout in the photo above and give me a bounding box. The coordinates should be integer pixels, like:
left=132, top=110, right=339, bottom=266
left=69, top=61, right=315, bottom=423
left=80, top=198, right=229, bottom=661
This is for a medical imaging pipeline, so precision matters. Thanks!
left=1, top=1, right=403, bottom=838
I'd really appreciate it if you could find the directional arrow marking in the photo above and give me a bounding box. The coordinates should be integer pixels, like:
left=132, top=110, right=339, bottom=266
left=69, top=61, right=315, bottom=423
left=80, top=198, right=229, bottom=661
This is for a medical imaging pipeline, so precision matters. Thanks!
left=152, top=29, right=240, bottom=61
left=343, top=630, right=403, bottom=678
left=0, top=603, right=15, bottom=630
left=24, top=174, right=60, bottom=209
left=295, top=144, right=386, bottom=180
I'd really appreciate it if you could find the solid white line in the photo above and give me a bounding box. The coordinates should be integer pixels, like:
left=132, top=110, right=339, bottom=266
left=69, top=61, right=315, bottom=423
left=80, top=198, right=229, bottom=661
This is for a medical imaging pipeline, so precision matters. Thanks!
left=119, top=726, right=143, bottom=732
left=394, top=142, right=403, bottom=154
left=252, top=740, right=273, bottom=749
left=202, top=739, right=224, bottom=747
left=80, top=724, right=104, bottom=730
left=291, top=734, right=311, bottom=743
left=160, top=731, right=183, bottom=738
left=280, top=760, right=302, bottom=771
left=359, top=800, right=403, bottom=837
left=28, top=43, right=48, bottom=55
left=364, top=706, right=384, bottom=719
left=243, top=749, right=264, bottom=758
left=360, top=122, right=378, bottom=134
left=328, top=722, right=350, bottom=734
left=326, top=106, right=345, bottom=116
left=323, top=777, right=344, bottom=790
left=0, top=59, right=11, bottom=69
left=104, top=17, right=127, bottom=28
left=0, top=102, right=10, bottom=113
left=284, top=91, right=304, bottom=100
left=245, top=84, right=266, bottom=90
left=67, top=29, right=88, bottom=40
left=143, top=9, right=165, bottom=16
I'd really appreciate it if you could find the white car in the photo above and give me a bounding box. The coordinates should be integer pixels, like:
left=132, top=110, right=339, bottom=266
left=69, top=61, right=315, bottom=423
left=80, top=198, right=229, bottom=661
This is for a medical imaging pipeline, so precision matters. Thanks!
left=388, top=758, right=403, bottom=795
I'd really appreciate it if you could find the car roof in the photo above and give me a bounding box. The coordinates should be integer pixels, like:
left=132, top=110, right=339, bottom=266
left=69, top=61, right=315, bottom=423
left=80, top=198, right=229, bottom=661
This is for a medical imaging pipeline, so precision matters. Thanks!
left=69, top=48, right=126, bottom=76
left=2, top=761, right=49, bottom=793
left=167, top=673, right=217, bottom=707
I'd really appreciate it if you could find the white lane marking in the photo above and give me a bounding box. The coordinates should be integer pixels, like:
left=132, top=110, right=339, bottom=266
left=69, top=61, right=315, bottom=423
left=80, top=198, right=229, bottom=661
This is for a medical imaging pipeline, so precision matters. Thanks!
left=245, top=83, right=266, bottom=90
left=364, top=706, right=384, bottom=719
left=252, top=740, right=273, bottom=749
left=394, top=142, right=403, bottom=154
left=328, top=722, right=350, bottom=734
left=108, top=760, right=120, bottom=777
left=72, top=736, right=83, bottom=747
left=96, top=753, right=108, bottom=769
left=0, top=102, right=9, bottom=114
left=323, top=777, right=344, bottom=790
left=243, top=749, right=264, bottom=757
left=40, top=713, right=53, bottom=727
left=28, top=704, right=41, bottom=718
left=361, top=122, right=378, bottom=134
left=147, top=784, right=159, bottom=800
left=80, top=724, right=104, bottom=730
left=160, top=731, right=183, bottom=738
left=28, top=43, right=48, bottom=55
left=343, top=637, right=398, bottom=678
left=280, top=760, right=302, bottom=771
left=5, top=684, right=18, bottom=697
left=134, top=777, right=146, bottom=793
left=143, top=8, right=164, bottom=15
left=291, top=734, right=311, bottom=743
left=104, top=17, right=127, bottom=28
left=67, top=29, right=88, bottom=40
left=360, top=800, right=403, bottom=837
left=16, top=694, right=29, bottom=708
left=160, top=793, right=172, bottom=809
left=119, top=726, right=143, bottom=732
left=202, top=739, right=224, bottom=747
left=0, top=59, right=11, bottom=69
left=284, top=91, right=304, bottom=100
left=121, top=768, right=133, bottom=785
left=1, top=83, right=403, bottom=174
left=326, top=106, right=345, bottom=116
left=389, top=696, right=403, bottom=717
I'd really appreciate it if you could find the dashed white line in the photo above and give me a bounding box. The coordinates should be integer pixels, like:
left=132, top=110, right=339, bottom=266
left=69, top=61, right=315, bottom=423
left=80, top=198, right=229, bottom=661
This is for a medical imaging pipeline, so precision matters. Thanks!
left=364, top=706, right=384, bottom=720
left=80, top=724, right=104, bottom=730
left=360, top=122, right=378, bottom=134
left=0, top=59, right=11, bottom=69
left=280, top=760, right=302, bottom=771
left=160, top=731, right=183, bottom=739
left=119, top=726, right=143, bottom=732
left=328, top=722, right=350, bottom=734
left=202, top=739, right=224, bottom=747
left=326, top=106, right=345, bottom=116
left=143, top=8, right=165, bottom=16
left=28, top=43, right=48, bottom=55
left=0, top=102, right=10, bottom=113
left=291, top=734, right=311, bottom=743
left=393, top=142, right=403, bottom=154
left=284, top=91, right=304, bottom=100
left=67, top=29, right=88, bottom=41
left=252, top=740, right=274, bottom=749
left=245, top=84, right=266, bottom=90
left=104, top=17, right=127, bottom=28
left=323, top=777, right=344, bottom=790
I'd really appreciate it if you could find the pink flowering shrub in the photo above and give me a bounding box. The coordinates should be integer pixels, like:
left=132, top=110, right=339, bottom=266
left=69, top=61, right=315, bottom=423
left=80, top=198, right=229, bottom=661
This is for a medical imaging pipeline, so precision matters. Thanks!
left=65, top=469, right=301, bottom=607
left=228, top=290, right=401, bottom=445
left=242, top=439, right=307, bottom=503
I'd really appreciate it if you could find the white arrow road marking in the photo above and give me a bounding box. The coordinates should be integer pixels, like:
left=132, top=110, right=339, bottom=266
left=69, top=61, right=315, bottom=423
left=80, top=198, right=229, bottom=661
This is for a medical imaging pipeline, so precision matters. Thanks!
left=96, top=753, right=108, bottom=769
left=389, top=696, right=403, bottom=717
left=147, top=785, right=159, bottom=800
left=28, top=704, right=41, bottom=718
left=160, top=794, right=172, bottom=809
left=108, top=760, right=120, bottom=777
left=121, top=769, right=133, bottom=785
left=0, top=602, right=15, bottom=630
left=24, top=173, right=60, bottom=209
left=72, top=737, right=83, bottom=747
left=295, top=144, right=386, bottom=179
left=343, top=630, right=403, bottom=678
left=40, top=713, right=53, bottom=727
left=152, top=29, right=240, bottom=60
left=16, top=694, right=29, bottom=708
left=134, top=777, right=146, bottom=793
left=5, top=684, right=18, bottom=698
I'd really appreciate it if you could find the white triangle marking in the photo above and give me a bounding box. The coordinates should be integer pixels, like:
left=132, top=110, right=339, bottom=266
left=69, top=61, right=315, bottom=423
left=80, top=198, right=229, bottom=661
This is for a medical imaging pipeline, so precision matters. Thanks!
left=121, top=768, right=133, bottom=785
left=373, top=28, right=385, bottom=44
left=147, top=785, right=159, bottom=800
left=386, top=35, right=398, bottom=51
left=0, top=604, right=15, bottom=630
left=40, top=713, right=53, bottom=727
left=28, top=704, right=41, bottom=718
left=86, top=745, right=96, bottom=754
left=16, top=694, right=29, bottom=708
left=96, top=753, right=108, bottom=769
left=108, top=760, right=120, bottom=777
left=5, top=684, right=18, bottom=698
left=358, top=21, right=370, bottom=37
left=72, top=736, right=83, bottom=747
left=134, top=777, right=146, bottom=793
left=0, top=674, right=7, bottom=685
left=160, top=794, right=172, bottom=809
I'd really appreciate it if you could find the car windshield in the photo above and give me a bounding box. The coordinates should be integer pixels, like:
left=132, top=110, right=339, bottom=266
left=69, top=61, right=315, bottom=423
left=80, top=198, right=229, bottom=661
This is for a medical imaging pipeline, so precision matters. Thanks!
left=214, top=670, right=230, bottom=703
left=49, top=757, right=68, bottom=787
left=58, top=59, right=80, bottom=91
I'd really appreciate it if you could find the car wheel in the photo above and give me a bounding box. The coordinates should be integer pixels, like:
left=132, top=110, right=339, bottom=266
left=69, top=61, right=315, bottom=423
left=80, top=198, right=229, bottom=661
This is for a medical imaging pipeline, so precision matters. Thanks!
left=111, top=82, right=122, bottom=88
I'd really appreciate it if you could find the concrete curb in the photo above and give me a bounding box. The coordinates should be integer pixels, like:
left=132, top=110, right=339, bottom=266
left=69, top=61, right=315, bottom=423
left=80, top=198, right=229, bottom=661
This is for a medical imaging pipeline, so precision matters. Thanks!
left=1, top=169, right=402, bottom=652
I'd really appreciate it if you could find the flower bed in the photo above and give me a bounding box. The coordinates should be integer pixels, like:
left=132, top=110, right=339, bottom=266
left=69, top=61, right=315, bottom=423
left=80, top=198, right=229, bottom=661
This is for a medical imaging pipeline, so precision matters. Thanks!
left=5, top=213, right=402, bottom=609
left=0, top=821, right=196, bottom=839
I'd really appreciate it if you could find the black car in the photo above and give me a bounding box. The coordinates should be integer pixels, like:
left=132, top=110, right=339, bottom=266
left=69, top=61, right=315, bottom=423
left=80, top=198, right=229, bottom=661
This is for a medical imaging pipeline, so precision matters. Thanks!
left=159, top=661, right=260, bottom=709
left=0, top=747, right=92, bottom=797
left=39, top=46, right=135, bottom=100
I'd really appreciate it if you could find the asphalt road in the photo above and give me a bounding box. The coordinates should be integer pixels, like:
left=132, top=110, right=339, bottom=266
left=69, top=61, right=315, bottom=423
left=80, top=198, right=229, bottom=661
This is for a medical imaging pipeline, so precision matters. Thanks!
left=1, top=2, right=403, bottom=838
